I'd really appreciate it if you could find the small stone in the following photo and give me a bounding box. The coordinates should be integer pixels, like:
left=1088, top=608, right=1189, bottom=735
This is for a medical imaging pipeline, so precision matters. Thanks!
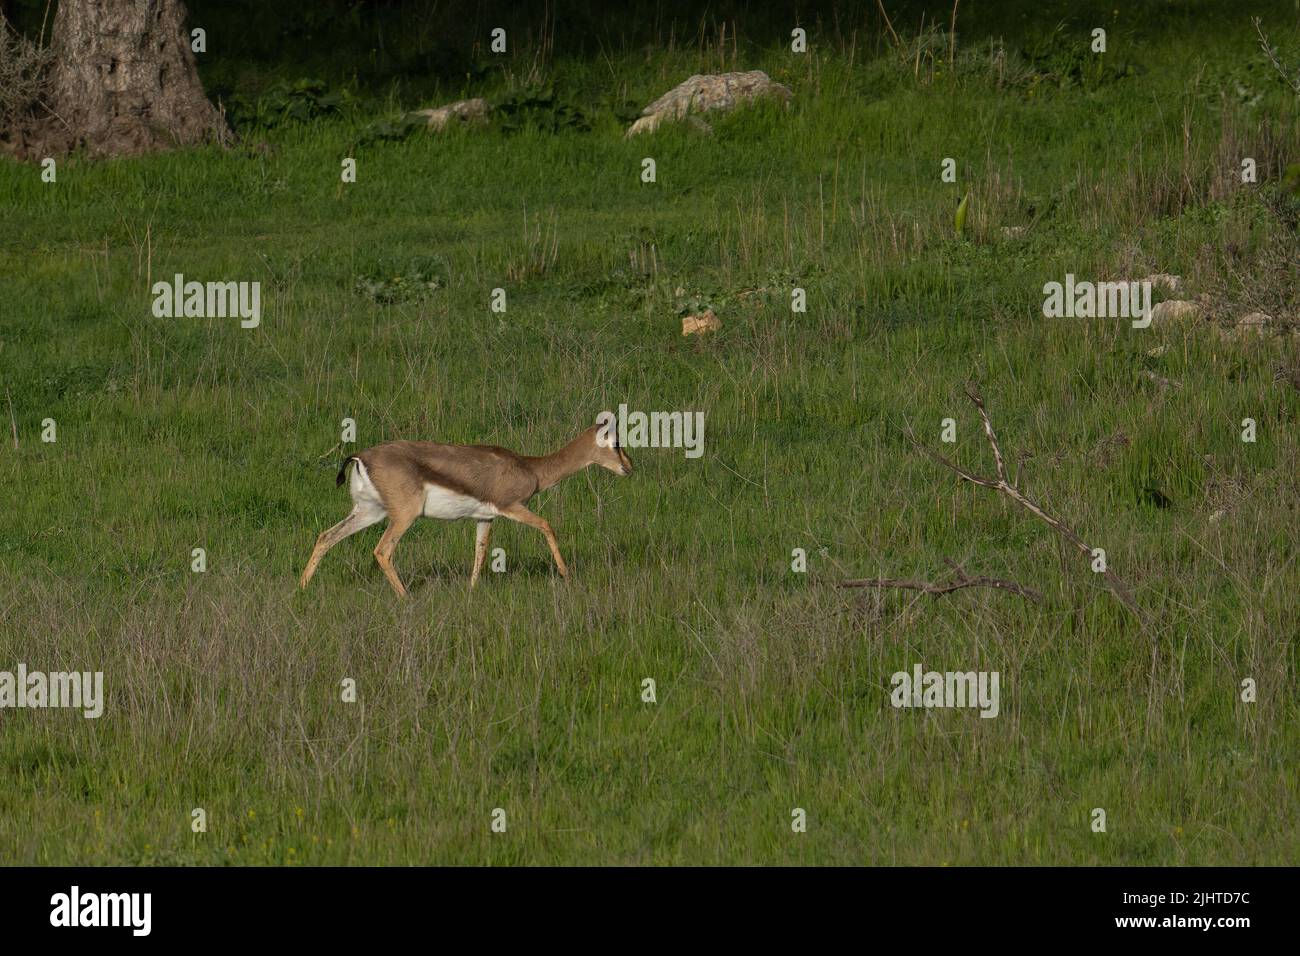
left=1235, top=311, right=1271, bottom=335
left=681, top=309, right=721, bottom=336
left=1143, top=273, right=1182, bottom=294
left=412, top=98, right=490, bottom=132
left=1273, top=365, right=1300, bottom=391
left=1149, top=300, right=1203, bottom=325
left=1140, top=369, right=1180, bottom=390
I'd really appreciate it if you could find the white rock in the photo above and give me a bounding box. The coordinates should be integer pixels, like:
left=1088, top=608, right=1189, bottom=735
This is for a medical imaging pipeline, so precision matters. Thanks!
left=626, top=71, right=792, bottom=138
left=1140, top=369, right=1181, bottom=390
left=1143, top=273, right=1182, bottom=293
left=1235, top=311, right=1271, bottom=335
left=681, top=309, right=721, bottom=336
left=1149, top=300, right=1203, bottom=325
left=412, top=98, right=490, bottom=132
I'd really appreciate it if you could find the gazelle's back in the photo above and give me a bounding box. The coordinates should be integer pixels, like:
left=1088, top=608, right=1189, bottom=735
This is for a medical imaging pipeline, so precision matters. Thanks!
left=357, top=440, right=539, bottom=510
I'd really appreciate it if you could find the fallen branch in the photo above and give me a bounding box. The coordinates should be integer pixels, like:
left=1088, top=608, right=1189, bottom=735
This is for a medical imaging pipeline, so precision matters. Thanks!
left=840, top=560, right=1042, bottom=603
left=908, top=383, right=1149, bottom=626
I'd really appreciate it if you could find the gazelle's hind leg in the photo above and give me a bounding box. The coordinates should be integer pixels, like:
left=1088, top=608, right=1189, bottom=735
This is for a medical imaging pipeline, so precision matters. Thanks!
left=300, top=503, right=386, bottom=589
left=373, top=504, right=421, bottom=598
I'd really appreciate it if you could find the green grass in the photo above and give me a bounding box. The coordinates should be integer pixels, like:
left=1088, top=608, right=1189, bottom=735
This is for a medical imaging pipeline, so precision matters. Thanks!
left=1, top=4, right=1298, bottom=865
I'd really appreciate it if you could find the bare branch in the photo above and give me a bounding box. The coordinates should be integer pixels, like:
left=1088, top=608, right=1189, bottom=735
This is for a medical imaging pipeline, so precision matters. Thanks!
left=904, top=426, right=1000, bottom=488
left=875, top=0, right=903, bottom=51
left=840, top=562, right=1043, bottom=603
left=916, top=384, right=1149, bottom=626
left=965, top=381, right=1006, bottom=482
left=1254, top=17, right=1300, bottom=96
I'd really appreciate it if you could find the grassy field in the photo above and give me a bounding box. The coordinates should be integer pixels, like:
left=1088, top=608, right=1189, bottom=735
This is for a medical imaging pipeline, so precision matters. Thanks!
left=1, top=1, right=1298, bottom=865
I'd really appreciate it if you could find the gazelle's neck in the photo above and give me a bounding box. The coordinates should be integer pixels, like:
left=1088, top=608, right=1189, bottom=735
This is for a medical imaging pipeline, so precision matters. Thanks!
left=525, top=428, right=596, bottom=492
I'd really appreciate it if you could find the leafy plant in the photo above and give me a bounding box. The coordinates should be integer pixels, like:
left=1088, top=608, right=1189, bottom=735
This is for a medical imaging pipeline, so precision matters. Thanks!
left=1020, top=24, right=1138, bottom=94
left=351, top=257, right=448, bottom=305
left=354, top=113, right=426, bottom=147
left=1283, top=162, right=1300, bottom=197
left=492, top=86, right=589, bottom=134
left=227, top=78, right=356, bottom=129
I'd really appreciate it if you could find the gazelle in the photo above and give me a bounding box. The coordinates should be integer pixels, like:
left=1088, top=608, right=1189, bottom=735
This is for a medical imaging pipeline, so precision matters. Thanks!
left=299, top=416, right=633, bottom=596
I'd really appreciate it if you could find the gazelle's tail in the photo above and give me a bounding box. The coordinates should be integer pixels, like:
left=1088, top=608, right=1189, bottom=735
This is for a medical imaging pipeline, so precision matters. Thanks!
left=336, top=456, right=359, bottom=487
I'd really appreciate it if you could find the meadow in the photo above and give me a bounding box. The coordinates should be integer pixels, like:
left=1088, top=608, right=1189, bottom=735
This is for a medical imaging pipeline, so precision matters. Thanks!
left=0, top=0, right=1297, bottom=864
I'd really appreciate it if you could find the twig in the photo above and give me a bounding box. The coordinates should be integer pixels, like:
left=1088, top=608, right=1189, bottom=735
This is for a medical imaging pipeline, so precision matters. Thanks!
left=948, top=0, right=960, bottom=73
left=840, top=560, right=1042, bottom=603
left=5, top=387, right=15, bottom=450
left=1253, top=17, right=1300, bottom=95
left=875, top=0, right=903, bottom=51
left=909, top=382, right=1149, bottom=626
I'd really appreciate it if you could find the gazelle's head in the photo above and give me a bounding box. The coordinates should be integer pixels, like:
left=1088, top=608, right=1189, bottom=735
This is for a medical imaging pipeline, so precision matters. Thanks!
left=592, top=413, right=634, bottom=477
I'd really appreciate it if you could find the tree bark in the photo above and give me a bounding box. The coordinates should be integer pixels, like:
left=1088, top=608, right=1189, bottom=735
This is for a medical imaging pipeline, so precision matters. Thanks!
left=39, top=0, right=230, bottom=157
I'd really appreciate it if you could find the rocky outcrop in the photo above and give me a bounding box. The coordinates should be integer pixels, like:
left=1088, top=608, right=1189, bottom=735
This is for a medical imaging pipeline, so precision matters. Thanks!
left=625, top=71, right=792, bottom=137
left=1148, top=300, right=1204, bottom=325
left=412, top=98, right=490, bottom=132
left=1142, top=273, right=1182, bottom=294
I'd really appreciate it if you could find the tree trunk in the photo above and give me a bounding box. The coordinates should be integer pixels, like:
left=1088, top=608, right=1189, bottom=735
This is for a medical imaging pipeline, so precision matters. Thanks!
left=42, top=0, right=229, bottom=157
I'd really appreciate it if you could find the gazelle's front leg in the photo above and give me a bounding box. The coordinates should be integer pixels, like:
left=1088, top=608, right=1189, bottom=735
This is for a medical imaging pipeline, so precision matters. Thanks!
left=501, top=503, right=568, bottom=578
left=470, top=520, right=492, bottom=588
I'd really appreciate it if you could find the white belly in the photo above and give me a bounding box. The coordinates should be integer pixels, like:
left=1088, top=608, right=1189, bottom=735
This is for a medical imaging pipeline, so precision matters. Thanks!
left=349, top=462, right=497, bottom=523
left=422, top=483, right=498, bottom=521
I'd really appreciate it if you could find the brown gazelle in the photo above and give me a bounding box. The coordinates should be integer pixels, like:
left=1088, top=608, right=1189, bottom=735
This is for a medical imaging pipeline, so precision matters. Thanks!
left=299, top=415, right=633, bottom=596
